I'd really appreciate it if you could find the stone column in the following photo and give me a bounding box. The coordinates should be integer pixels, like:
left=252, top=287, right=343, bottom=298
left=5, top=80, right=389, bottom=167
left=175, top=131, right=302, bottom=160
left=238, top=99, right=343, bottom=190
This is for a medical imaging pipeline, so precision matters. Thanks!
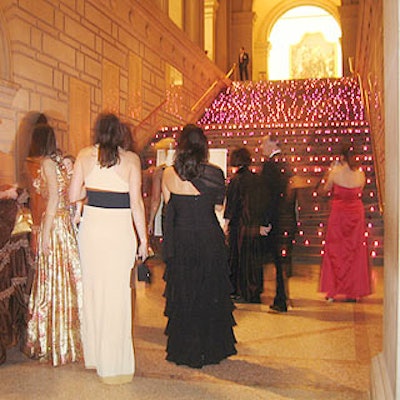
left=253, top=40, right=270, bottom=81
left=184, top=0, right=203, bottom=49
left=204, top=0, right=219, bottom=62
left=214, top=0, right=230, bottom=72
left=231, top=11, right=254, bottom=80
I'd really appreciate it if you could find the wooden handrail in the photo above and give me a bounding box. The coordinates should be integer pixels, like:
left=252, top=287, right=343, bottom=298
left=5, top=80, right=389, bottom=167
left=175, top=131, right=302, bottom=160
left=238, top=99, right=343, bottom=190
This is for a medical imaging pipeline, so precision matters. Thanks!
left=135, top=64, right=236, bottom=150
left=226, top=63, right=236, bottom=79
left=191, top=64, right=236, bottom=112
left=189, top=63, right=236, bottom=119
left=356, top=72, right=384, bottom=214
left=356, top=73, right=365, bottom=110
left=190, top=80, right=219, bottom=112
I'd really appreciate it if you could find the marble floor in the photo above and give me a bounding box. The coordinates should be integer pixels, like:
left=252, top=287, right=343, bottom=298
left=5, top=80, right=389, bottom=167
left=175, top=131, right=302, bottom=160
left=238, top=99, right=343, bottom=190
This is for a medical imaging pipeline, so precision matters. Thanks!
left=1, top=259, right=383, bottom=400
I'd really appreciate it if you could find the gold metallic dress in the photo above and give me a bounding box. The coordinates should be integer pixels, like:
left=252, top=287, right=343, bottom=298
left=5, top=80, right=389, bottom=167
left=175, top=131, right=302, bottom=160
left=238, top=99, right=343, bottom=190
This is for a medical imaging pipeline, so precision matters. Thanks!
left=24, top=156, right=83, bottom=366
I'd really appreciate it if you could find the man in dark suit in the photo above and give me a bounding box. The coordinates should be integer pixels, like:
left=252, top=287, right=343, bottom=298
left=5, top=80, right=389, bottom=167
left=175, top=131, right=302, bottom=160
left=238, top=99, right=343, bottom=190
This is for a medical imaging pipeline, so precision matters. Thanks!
left=238, top=47, right=249, bottom=81
left=259, top=135, right=292, bottom=313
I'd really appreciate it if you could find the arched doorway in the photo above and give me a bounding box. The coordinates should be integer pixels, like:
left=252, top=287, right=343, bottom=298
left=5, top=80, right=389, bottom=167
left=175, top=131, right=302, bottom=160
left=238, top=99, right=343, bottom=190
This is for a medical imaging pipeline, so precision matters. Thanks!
left=268, top=6, right=342, bottom=80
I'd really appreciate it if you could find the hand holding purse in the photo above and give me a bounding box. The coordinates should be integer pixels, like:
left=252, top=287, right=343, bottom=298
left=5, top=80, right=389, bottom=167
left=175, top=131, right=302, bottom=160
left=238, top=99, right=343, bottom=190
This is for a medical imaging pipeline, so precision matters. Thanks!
left=130, top=259, right=152, bottom=288
left=137, top=261, right=151, bottom=283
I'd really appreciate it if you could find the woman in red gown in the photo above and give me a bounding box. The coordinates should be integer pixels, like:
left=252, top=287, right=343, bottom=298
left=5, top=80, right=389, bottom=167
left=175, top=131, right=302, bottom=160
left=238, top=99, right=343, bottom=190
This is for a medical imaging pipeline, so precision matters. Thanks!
left=320, top=145, right=371, bottom=302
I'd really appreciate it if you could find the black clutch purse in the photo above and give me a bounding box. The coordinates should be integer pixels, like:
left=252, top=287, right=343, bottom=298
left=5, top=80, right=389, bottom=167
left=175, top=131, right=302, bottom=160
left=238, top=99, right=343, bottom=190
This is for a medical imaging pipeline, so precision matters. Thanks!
left=130, top=259, right=152, bottom=288
left=137, top=261, right=152, bottom=284
left=131, top=260, right=151, bottom=289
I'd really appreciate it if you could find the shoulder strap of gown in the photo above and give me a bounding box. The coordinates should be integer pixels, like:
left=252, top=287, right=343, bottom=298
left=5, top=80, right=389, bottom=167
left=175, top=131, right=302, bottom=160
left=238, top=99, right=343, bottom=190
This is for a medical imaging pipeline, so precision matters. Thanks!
left=190, top=164, right=225, bottom=204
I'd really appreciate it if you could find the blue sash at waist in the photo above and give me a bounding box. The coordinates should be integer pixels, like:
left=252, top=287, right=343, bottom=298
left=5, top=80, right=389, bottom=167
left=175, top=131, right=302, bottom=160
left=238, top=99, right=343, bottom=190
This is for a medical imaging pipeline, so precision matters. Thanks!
left=87, top=190, right=130, bottom=209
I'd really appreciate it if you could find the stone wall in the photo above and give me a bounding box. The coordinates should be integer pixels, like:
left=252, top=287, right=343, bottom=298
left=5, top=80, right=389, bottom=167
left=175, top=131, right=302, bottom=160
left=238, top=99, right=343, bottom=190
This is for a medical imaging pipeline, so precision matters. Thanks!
left=0, top=0, right=228, bottom=185
left=355, top=0, right=384, bottom=213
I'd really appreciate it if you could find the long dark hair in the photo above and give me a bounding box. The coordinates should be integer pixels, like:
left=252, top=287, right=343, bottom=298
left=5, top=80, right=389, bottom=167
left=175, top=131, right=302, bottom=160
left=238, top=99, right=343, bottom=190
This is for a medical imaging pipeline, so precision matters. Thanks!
left=120, top=122, right=137, bottom=153
left=174, top=124, right=208, bottom=180
left=94, top=113, right=124, bottom=168
left=341, top=144, right=360, bottom=170
left=28, top=124, right=57, bottom=158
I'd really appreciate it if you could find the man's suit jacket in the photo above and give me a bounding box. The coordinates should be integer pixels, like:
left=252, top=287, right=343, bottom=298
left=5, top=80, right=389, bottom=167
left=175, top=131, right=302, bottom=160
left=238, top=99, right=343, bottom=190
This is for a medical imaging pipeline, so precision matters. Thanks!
left=260, top=154, right=291, bottom=230
left=239, top=52, right=249, bottom=66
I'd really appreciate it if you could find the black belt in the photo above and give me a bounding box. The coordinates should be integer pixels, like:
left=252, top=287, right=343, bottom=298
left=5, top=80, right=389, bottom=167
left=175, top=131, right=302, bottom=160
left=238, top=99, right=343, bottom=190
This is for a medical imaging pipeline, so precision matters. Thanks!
left=87, top=190, right=130, bottom=208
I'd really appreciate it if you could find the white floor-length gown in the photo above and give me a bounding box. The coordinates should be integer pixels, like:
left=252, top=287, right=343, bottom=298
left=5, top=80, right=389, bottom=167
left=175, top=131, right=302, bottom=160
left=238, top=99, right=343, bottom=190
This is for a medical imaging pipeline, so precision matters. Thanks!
left=78, top=164, right=136, bottom=384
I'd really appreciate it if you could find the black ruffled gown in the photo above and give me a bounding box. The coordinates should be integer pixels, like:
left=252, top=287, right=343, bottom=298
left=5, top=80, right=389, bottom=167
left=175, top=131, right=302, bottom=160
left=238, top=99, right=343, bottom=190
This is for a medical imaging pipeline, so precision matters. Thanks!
left=163, top=164, right=237, bottom=368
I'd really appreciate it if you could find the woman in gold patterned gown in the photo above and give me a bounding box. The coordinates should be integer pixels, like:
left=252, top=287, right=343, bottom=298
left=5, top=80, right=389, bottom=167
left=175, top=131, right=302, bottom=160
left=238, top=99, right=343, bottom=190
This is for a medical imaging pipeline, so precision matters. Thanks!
left=24, top=123, right=82, bottom=366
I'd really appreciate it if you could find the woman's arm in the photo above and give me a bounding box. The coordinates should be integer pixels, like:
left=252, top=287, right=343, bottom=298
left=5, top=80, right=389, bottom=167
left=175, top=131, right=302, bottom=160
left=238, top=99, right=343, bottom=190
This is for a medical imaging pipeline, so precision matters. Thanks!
left=359, top=169, right=366, bottom=189
left=161, top=167, right=172, bottom=204
left=73, top=200, right=84, bottom=225
left=128, top=153, right=148, bottom=260
left=41, top=158, right=59, bottom=255
left=147, top=166, right=163, bottom=235
left=69, top=151, right=87, bottom=203
left=323, top=172, right=334, bottom=193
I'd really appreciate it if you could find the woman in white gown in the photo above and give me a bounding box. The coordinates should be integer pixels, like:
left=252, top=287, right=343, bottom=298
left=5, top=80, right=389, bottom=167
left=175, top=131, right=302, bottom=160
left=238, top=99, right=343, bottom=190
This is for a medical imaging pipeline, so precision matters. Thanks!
left=69, top=113, right=148, bottom=384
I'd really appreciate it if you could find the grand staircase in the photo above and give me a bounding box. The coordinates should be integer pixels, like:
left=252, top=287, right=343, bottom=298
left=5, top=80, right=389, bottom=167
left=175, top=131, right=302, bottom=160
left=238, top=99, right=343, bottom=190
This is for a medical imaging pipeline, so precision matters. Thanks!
left=144, top=77, right=383, bottom=267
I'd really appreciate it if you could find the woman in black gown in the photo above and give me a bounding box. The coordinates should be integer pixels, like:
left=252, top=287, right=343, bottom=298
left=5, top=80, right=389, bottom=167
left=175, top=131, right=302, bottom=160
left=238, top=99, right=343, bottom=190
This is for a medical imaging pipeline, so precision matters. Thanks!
left=224, top=147, right=265, bottom=303
left=161, top=124, right=237, bottom=368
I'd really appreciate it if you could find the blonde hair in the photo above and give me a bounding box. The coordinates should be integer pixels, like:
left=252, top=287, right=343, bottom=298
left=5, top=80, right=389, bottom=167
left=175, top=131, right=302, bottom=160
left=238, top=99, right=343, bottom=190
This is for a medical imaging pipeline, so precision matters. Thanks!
left=155, top=137, right=175, bottom=150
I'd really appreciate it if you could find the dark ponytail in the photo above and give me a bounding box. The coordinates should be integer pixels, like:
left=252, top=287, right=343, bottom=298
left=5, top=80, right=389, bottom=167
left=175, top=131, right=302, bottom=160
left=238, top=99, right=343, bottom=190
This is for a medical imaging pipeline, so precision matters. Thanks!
left=94, top=113, right=124, bottom=168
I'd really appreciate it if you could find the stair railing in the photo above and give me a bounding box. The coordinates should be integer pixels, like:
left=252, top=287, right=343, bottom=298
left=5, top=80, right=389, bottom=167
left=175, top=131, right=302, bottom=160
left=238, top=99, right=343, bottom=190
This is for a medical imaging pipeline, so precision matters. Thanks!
left=187, top=63, right=236, bottom=123
left=134, top=99, right=167, bottom=151
left=135, top=64, right=236, bottom=150
left=356, top=72, right=384, bottom=214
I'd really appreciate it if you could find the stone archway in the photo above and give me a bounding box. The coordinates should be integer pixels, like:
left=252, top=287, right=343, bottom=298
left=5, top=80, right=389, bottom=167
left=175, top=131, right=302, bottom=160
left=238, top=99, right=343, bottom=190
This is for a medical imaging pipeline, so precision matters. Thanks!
left=256, top=0, right=340, bottom=42
left=252, top=0, right=340, bottom=81
left=269, top=7, right=342, bottom=80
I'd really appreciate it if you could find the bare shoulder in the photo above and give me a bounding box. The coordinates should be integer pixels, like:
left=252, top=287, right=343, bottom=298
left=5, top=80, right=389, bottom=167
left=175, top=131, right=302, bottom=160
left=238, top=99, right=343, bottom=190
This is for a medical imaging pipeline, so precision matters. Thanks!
left=162, top=166, right=177, bottom=187
left=163, top=166, right=175, bottom=178
left=41, top=156, right=55, bottom=167
left=41, top=157, right=57, bottom=178
left=77, top=146, right=95, bottom=160
left=122, top=150, right=141, bottom=167
left=330, top=164, right=345, bottom=181
left=331, top=164, right=343, bottom=175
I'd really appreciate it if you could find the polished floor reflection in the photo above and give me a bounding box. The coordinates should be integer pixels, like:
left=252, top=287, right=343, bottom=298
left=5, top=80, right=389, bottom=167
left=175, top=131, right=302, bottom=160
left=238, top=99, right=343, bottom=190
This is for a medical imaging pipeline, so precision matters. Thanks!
left=2, top=259, right=382, bottom=400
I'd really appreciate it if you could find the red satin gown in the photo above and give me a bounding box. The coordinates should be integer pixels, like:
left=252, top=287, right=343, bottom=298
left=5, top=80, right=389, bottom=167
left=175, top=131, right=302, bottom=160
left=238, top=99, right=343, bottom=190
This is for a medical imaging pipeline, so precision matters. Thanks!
left=320, top=184, right=371, bottom=299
